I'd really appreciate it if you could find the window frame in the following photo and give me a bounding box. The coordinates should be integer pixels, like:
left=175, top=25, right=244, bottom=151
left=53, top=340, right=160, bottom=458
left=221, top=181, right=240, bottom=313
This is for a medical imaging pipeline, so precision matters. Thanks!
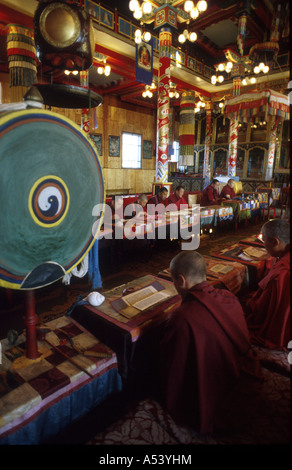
left=122, top=131, right=142, bottom=169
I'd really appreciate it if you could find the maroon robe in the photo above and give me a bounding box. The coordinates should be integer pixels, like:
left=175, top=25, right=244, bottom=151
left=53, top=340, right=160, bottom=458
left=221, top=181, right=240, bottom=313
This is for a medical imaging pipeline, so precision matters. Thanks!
left=147, top=194, right=166, bottom=214
left=221, top=184, right=235, bottom=199
left=159, top=281, right=260, bottom=434
left=166, top=192, right=188, bottom=209
left=201, top=185, right=218, bottom=206
left=246, top=251, right=290, bottom=349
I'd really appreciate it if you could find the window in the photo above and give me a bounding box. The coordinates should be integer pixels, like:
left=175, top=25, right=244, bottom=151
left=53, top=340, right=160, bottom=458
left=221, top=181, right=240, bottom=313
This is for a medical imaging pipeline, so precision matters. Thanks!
left=122, top=132, right=142, bottom=168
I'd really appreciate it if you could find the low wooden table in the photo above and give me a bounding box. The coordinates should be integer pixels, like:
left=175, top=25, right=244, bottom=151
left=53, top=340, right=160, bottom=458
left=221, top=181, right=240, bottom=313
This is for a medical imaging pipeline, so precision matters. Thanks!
left=70, top=275, right=180, bottom=379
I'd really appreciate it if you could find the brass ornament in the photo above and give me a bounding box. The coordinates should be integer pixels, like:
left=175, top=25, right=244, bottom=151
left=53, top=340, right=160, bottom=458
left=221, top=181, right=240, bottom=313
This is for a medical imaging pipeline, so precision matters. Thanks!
left=39, top=2, right=81, bottom=49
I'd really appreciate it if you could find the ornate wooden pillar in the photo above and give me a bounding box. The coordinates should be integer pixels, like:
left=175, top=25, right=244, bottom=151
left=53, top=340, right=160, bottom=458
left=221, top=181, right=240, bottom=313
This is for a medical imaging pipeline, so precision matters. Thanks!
left=156, top=27, right=172, bottom=183
left=203, top=103, right=212, bottom=180
left=265, top=117, right=280, bottom=180
left=228, top=77, right=241, bottom=176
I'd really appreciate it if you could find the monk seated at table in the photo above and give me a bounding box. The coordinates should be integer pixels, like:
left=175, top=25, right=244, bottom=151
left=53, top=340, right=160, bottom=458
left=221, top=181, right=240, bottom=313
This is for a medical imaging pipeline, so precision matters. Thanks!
left=124, top=193, right=148, bottom=220
left=201, top=179, right=220, bottom=206
left=108, top=195, right=124, bottom=221
left=244, top=219, right=290, bottom=350
left=221, top=179, right=236, bottom=200
left=158, top=251, right=262, bottom=435
left=166, top=185, right=188, bottom=210
left=147, top=187, right=168, bottom=216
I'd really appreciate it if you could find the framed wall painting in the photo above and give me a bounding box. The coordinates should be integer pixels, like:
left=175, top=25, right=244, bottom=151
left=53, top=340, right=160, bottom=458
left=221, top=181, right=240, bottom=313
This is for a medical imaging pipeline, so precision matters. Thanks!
left=143, top=139, right=152, bottom=159
left=109, top=135, right=120, bottom=157
left=90, top=133, right=102, bottom=156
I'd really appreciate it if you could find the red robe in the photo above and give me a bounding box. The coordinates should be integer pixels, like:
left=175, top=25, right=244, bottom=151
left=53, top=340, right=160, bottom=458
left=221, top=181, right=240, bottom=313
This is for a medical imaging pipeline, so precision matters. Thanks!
left=201, top=185, right=218, bottom=206
left=159, top=282, right=260, bottom=434
left=221, top=184, right=235, bottom=200
left=147, top=195, right=166, bottom=216
left=246, top=251, right=290, bottom=349
left=166, top=192, right=188, bottom=209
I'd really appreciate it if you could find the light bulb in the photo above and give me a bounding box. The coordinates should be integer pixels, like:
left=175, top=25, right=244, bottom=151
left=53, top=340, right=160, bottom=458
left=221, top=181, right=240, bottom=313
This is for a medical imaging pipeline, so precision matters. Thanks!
left=211, top=75, right=217, bottom=84
left=197, top=101, right=202, bottom=107
left=254, top=66, right=260, bottom=74
left=183, top=29, right=189, bottom=38
left=143, top=31, right=151, bottom=42
left=133, top=8, right=142, bottom=19
left=104, top=65, right=111, bottom=76
left=148, top=91, right=153, bottom=98
left=64, top=70, right=70, bottom=75
left=135, top=28, right=142, bottom=37
left=201, top=102, right=205, bottom=107
left=142, top=2, right=152, bottom=14
left=197, top=0, right=207, bottom=12
left=142, top=91, right=147, bottom=98
left=190, top=8, right=199, bottom=19
left=263, top=65, right=269, bottom=73
left=218, top=63, right=225, bottom=71
left=97, top=66, right=104, bottom=74
left=218, top=75, right=224, bottom=83
left=72, top=70, right=78, bottom=75
left=219, top=102, right=224, bottom=108
left=259, top=62, right=265, bottom=71
left=135, top=36, right=142, bottom=44
left=250, top=77, right=256, bottom=84
left=169, top=91, right=174, bottom=98
left=178, top=34, right=186, bottom=43
left=175, top=92, right=180, bottom=98
left=194, top=107, right=200, bottom=113
left=129, top=0, right=139, bottom=12
left=227, top=61, right=233, bottom=69
left=184, top=1, right=194, bottom=12
left=189, top=31, right=197, bottom=42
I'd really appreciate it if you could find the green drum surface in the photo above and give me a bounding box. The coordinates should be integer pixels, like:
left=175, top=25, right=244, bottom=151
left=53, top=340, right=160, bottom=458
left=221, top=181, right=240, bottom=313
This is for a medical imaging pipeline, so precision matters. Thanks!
left=0, top=109, right=105, bottom=289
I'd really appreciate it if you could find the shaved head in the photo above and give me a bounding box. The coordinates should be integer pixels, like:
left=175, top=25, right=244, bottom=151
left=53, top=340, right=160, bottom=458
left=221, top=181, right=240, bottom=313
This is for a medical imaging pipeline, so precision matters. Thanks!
left=170, top=251, right=206, bottom=284
left=261, top=219, right=290, bottom=245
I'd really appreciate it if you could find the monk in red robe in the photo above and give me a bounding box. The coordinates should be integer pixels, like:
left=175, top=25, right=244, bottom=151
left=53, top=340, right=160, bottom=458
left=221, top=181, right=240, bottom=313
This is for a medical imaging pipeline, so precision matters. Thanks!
left=166, top=185, right=188, bottom=209
left=201, top=179, right=220, bottom=206
left=158, top=251, right=261, bottom=435
left=124, top=193, right=148, bottom=219
left=245, top=219, right=290, bottom=350
left=221, top=179, right=236, bottom=200
left=147, top=187, right=168, bottom=206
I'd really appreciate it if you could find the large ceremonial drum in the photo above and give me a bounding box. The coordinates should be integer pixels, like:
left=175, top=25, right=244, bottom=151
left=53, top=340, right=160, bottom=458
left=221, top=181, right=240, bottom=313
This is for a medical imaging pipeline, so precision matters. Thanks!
left=0, top=109, right=105, bottom=290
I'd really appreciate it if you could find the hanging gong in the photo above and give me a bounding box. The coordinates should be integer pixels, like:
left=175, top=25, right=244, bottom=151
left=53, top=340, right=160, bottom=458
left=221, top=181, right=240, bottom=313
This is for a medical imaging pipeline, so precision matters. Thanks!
left=0, top=109, right=105, bottom=290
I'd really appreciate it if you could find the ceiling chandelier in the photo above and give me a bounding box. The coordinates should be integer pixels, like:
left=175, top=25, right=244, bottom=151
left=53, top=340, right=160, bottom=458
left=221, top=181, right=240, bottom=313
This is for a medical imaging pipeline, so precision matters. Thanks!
left=129, top=1, right=208, bottom=45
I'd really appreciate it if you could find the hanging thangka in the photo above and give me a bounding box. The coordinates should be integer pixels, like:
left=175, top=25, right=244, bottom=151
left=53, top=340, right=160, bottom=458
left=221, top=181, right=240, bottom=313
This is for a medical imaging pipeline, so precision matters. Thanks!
left=135, top=38, right=153, bottom=86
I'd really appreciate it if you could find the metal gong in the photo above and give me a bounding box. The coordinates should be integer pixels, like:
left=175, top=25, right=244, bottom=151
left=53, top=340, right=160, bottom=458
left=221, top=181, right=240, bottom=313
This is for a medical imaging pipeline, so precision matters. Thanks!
left=0, top=109, right=105, bottom=290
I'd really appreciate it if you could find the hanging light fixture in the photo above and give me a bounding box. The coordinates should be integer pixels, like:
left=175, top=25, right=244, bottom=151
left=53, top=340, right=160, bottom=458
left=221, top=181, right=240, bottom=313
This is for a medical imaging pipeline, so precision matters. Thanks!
left=95, top=54, right=111, bottom=76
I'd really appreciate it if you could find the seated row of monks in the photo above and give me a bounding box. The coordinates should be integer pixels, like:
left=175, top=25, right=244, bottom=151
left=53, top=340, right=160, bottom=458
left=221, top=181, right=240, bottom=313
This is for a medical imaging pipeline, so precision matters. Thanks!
left=108, top=179, right=236, bottom=221
left=157, top=218, right=290, bottom=435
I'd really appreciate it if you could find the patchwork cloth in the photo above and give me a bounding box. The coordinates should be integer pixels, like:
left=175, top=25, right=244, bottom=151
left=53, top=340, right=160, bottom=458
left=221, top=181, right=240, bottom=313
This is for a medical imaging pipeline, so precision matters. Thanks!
left=0, top=316, right=121, bottom=444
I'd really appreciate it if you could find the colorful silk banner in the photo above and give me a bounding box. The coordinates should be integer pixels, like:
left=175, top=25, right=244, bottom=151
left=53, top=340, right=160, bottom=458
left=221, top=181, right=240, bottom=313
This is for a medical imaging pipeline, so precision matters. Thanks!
left=135, top=38, right=153, bottom=86
left=179, top=92, right=195, bottom=167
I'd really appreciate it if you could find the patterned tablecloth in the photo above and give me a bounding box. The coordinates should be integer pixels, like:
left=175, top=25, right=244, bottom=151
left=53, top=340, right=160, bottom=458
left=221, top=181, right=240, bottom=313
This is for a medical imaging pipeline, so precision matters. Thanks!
left=222, top=199, right=251, bottom=223
left=211, top=243, right=273, bottom=286
left=0, top=316, right=122, bottom=445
